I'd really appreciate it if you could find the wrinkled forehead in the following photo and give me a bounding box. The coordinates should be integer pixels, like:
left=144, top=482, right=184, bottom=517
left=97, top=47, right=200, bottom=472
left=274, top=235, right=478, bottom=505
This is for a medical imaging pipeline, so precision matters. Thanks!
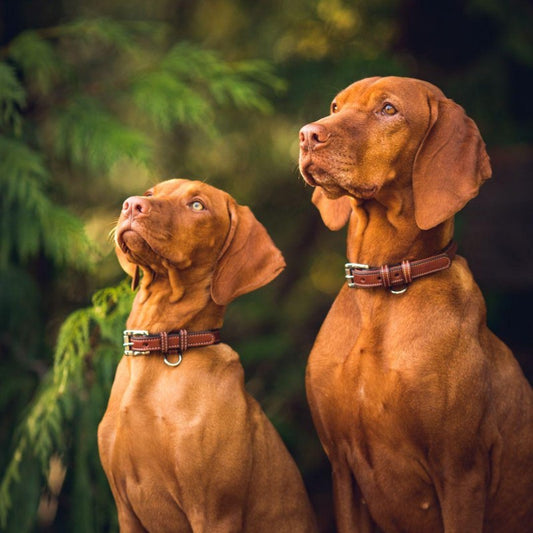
left=151, top=179, right=225, bottom=200
left=334, top=76, right=445, bottom=107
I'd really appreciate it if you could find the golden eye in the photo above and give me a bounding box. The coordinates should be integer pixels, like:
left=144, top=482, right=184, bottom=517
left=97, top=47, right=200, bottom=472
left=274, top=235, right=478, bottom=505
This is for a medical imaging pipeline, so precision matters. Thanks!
left=189, top=200, right=205, bottom=211
left=144, top=190, right=153, bottom=197
left=331, top=102, right=338, bottom=113
left=382, top=103, right=397, bottom=116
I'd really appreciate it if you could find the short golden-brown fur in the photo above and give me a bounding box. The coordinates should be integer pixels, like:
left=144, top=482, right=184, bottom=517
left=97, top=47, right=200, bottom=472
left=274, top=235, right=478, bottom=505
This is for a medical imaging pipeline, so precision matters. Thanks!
left=299, top=76, right=532, bottom=533
left=98, top=179, right=317, bottom=532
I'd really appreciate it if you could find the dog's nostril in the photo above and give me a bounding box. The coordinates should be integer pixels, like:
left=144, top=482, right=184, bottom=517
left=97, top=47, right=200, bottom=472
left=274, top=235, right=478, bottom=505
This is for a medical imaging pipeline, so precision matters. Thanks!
left=122, top=196, right=150, bottom=216
left=300, top=124, right=330, bottom=147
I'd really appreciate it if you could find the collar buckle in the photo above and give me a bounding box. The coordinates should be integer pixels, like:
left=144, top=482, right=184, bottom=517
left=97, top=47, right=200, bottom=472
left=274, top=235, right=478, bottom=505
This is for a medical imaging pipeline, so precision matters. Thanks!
left=123, top=330, right=150, bottom=356
left=345, top=262, right=370, bottom=288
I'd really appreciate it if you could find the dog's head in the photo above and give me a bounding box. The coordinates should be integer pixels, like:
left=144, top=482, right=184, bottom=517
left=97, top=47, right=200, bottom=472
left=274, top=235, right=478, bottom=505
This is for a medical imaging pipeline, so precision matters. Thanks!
left=115, top=179, right=285, bottom=305
left=299, top=76, right=491, bottom=230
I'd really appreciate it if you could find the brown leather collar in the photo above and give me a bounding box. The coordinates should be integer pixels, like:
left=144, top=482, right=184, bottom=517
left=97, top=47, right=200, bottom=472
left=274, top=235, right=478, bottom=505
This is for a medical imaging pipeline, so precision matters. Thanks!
left=344, top=241, right=457, bottom=293
left=123, top=329, right=221, bottom=367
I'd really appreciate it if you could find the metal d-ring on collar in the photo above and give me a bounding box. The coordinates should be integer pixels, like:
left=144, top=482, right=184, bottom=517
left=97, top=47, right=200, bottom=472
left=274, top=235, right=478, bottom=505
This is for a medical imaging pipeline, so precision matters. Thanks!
left=163, top=351, right=182, bottom=367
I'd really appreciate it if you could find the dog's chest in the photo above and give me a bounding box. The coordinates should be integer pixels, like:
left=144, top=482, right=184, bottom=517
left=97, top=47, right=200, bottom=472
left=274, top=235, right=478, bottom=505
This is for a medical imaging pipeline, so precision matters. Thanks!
left=307, top=311, right=446, bottom=531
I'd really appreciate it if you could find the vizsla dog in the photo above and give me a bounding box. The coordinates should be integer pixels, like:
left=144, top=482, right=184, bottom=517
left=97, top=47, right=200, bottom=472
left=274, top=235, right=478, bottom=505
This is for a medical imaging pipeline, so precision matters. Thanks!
left=98, top=179, right=317, bottom=532
left=299, top=76, right=533, bottom=532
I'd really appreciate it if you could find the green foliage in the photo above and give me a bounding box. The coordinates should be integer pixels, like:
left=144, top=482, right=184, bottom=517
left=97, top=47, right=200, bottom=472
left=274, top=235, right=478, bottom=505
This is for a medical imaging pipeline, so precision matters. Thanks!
left=8, top=31, right=64, bottom=95
left=53, top=96, right=153, bottom=172
left=131, top=43, right=284, bottom=132
left=0, top=63, right=25, bottom=133
left=1, top=2, right=530, bottom=532
left=0, top=135, right=92, bottom=268
left=0, top=14, right=284, bottom=531
left=0, top=281, right=133, bottom=531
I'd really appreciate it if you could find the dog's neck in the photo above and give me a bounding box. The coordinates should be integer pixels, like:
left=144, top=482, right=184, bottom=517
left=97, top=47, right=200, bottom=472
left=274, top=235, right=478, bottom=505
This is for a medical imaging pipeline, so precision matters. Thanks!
left=346, top=185, right=454, bottom=266
left=126, top=265, right=225, bottom=333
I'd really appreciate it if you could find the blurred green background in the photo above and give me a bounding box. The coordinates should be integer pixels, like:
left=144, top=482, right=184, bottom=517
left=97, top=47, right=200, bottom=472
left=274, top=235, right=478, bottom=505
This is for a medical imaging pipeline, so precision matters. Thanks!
left=0, top=0, right=531, bottom=531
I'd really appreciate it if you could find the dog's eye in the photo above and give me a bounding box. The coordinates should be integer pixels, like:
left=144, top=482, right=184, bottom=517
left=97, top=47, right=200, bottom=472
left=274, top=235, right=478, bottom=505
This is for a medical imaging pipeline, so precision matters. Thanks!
left=189, top=200, right=205, bottom=211
left=331, top=102, right=338, bottom=113
left=144, top=190, right=153, bottom=197
left=382, top=103, right=397, bottom=116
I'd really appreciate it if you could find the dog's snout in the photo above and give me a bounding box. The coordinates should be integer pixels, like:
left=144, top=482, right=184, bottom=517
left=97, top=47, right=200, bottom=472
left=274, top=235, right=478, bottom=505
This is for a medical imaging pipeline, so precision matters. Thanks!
left=122, top=196, right=151, bottom=217
left=299, top=123, right=330, bottom=150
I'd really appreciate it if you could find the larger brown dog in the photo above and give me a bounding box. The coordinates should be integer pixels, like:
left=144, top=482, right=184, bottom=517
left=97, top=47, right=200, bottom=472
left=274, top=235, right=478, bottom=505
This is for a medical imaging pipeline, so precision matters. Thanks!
left=299, top=76, right=533, bottom=532
left=98, top=179, right=317, bottom=532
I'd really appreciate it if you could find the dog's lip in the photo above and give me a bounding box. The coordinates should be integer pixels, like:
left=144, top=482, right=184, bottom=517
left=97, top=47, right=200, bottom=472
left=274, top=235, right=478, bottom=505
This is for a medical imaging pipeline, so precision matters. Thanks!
left=117, top=229, right=133, bottom=253
left=353, top=185, right=378, bottom=199
left=117, top=225, right=166, bottom=267
left=299, top=155, right=317, bottom=186
left=301, top=168, right=318, bottom=187
left=117, top=226, right=143, bottom=254
left=300, top=155, right=379, bottom=199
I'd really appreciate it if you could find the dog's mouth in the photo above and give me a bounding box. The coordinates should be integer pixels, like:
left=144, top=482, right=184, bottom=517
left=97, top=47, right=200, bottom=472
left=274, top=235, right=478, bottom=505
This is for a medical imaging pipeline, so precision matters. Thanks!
left=117, top=227, right=153, bottom=256
left=299, top=155, right=333, bottom=189
left=299, top=163, right=318, bottom=187
left=300, top=159, right=378, bottom=200
left=351, top=185, right=378, bottom=200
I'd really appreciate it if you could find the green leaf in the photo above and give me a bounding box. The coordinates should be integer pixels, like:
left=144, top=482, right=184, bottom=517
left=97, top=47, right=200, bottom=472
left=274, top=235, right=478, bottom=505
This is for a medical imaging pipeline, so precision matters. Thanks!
left=0, top=279, right=132, bottom=527
left=52, top=97, right=153, bottom=171
left=59, top=17, right=168, bottom=51
left=0, top=135, right=91, bottom=268
left=8, top=31, right=63, bottom=94
left=131, top=71, right=214, bottom=130
left=0, top=62, right=26, bottom=133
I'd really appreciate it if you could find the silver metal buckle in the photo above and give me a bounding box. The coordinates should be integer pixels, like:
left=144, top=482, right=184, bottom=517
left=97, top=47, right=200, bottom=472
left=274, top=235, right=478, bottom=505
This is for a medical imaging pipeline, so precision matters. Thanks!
left=344, top=262, right=370, bottom=288
left=123, top=330, right=150, bottom=356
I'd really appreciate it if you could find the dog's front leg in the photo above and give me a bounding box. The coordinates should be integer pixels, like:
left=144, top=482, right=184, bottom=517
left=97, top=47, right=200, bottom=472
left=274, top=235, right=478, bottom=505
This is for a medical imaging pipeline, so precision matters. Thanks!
left=332, top=462, right=379, bottom=533
left=433, top=462, right=487, bottom=533
left=187, top=509, right=244, bottom=533
left=115, top=501, right=148, bottom=532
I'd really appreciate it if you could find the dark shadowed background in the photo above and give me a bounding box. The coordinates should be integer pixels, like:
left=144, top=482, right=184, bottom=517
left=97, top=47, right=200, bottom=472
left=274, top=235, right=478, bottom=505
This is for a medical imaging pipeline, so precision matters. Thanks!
left=0, top=0, right=531, bottom=531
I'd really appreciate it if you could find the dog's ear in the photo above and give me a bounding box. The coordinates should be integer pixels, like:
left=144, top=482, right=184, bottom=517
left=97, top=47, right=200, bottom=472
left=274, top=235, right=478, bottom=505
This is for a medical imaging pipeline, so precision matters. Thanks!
left=413, top=97, right=491, bottom=230
left=312, top=187, right=353, bottom=230
left=116, top=246, right=140, bottom=290
left=211, top=201, right=285, bottom=306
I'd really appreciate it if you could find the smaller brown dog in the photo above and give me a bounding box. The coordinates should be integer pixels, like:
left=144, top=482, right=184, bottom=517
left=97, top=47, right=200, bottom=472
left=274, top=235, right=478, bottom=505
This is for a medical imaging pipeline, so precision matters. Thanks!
left=98, top=179, right=317, bottom=532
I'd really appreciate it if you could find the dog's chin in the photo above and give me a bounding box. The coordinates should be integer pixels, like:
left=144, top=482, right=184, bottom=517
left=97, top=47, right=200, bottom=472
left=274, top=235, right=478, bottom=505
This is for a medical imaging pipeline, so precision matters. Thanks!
left=300, top=164, right=345, bottom=197
left=302, top=165, right=378, bottom=201
left=119, top=230, right=148, bottom=253
left=117, top=230, right=164, bottom=267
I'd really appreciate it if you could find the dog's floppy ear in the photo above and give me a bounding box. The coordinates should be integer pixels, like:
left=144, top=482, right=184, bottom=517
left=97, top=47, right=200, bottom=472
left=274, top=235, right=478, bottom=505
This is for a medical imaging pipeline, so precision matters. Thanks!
left=211, top=201, right=286, bottom=306
left=312, top=187, right=353, bottom=230
left=413, top=97, right=491, bottom=230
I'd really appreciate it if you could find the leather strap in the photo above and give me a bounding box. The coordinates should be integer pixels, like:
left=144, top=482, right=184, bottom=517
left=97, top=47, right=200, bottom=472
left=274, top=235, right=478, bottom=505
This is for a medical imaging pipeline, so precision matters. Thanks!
left=345, top=241, right=457, bottom=290
left=125, top=329, right=221, bottom=356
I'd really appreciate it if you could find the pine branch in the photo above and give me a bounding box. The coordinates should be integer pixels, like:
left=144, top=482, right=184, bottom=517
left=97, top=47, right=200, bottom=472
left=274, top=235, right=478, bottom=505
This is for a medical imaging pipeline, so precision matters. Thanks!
left=7, top=32, right=64, bottom=95
left=0, top=280, right=132, bottom=528
left=0, top=63, right=26, bottom=134
left=52, top=96, right=153, bottom=172
left=0, top=135, right=91, bottom=268
left=130, top=71, right=215, bottom=132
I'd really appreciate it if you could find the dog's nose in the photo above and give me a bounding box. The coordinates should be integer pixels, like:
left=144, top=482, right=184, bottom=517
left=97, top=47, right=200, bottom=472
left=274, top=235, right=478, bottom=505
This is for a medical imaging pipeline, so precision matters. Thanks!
left=122, top=196, right=151, bottom=217
left=299, top=123, right=330, bottom=150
